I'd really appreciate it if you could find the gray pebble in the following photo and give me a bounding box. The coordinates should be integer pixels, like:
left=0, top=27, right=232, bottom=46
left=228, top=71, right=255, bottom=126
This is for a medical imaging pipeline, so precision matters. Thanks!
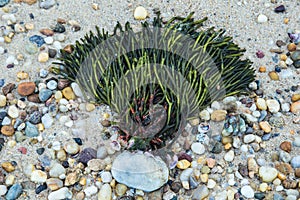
left=25, top=122, right=39, bottom=137
left=39, top=88, right=52, bottom=102
left=46, top=80, right=57, bottom=90
left=6, top=183, right=23, bottom=200
left=39, top=0, right=56, bottom=9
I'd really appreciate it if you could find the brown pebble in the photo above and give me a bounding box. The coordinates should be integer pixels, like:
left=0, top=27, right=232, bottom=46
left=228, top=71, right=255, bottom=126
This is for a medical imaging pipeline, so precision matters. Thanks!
left=276, top=40, right=286, bottom=47
left=101, top=120, right=111, bottom=127
left=57, top=79, right=71, bottom=90
left=63, top=45, right=73, bottom=54
left=210, top=110, right=227, bottom=121
left=1, top=162, right=15, bottom=172
left=2, top=83, right=15, bottom=96
left=268, top=71, right=279, bottom=80
left=258, top=66, right=266, bottom=73
left=23, top=0, right=37, bottom=5
left=40, top=28, right=54, bottom=36
left=287, top=43, right=297, bottom=52
left=27, top=94, right=41, bottom=103
left=282, top=180, right=297, bottom=189
left=280, top=141, right=292, bottom=153
left=1, top=125, right=15, bottom=136
left=259, top=121, right=271, bottom=133
left=17, top=82, right=36, bottom=96
left=275, top=162, right=293, bottom=175
left=291, top=102, right=300, bottom=113
left=280, top=54, right=287, bottom=61
left=57, top=18, right=67, bottom=24
left=295, top=168, right=300, bottom=178
left=291, top=94, right=300, bottom=102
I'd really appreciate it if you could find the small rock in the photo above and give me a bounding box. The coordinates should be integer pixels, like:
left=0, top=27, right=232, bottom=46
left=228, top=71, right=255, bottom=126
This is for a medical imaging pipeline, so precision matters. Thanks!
left=0, top=0, right=9, bottom=7
left=192, top=185, right=209, bottom=200
left=46, top=178, right=63, bottom=191
left=0, top=185, right=7, bottom=196
left=191, top=142, right=205, bottom=155
left=256, top=98, right=267, bottom=110
left=39, top=0, right=56, bottom=9
left=1, top=162, right=15, bottom=172
left=8, top=105, right=19, bottom=119
left=48, top=187, right=73, bottom=200
left=87, top=159, right=106, bottom=171
left=134, top=6, right=148, bottom=20
left=31, top=170, right=47, bottom=183
left=290, top=102, right=300, bottom=113
left=49, top=163, right=66, bottom=178
left=101, top=171, right=112, bottom=183
left=224, top=150, right=234, bottom=162
left=63, top=141, right=80, bottom=155
left=274, top=5, right=285, bottom=13
left=115, top=184, right=127, bottom=196
left=62, top=87, right=75, bottom=100
left=84, top=185, right=98, bottom=197
left=38, top=52, right=49, bottom=63
left=65, top=172, right=78, bottom=186
left=39, top=88, right=52, bottom=102
left=97, top=184, right=112, bottom=200
left=17, top=82, right=35, bottom=96
left=266, top=99, right=280, bottom=113
left=25, top=122, right=39, bottom=137
left=269, top=71, right=279, bottom=80
left=291, top=156, right=300, bottom=168
left=1, top=125, right=15, bottom=136
left=5, top=183, right=22, bottom=200
left=280, top=141, right=292, bottom=153
left=41, top=113, right=54, bottom=128
left=211, top=110, right=227, bottom=121
left=176, top=159, right=191, bottom=170
left=259, top=166, right=278, bottom=182
left=259, top=121, right=271, bottom=133
left=78, top=148, right=97, bottom=165
left=241, top=185, right=254, bottom=198
left=257, top=14, right=268, bottom=23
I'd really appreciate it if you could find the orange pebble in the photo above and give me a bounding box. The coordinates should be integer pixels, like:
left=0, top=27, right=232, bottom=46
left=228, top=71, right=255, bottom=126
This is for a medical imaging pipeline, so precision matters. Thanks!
left=259, top=66, right=266, bottom=72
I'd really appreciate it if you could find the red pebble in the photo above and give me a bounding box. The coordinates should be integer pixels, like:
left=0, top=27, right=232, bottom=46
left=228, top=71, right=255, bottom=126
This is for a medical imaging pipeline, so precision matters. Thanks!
left=18, top=147, right=27, bottom=154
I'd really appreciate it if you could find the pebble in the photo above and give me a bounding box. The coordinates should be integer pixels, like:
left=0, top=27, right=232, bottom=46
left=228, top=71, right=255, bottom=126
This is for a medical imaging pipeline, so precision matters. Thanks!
left=84, top=185, right=98, bottom=197
left=269, top=71, right=279, bottom=80
left=49, top=163, right=66, bottom=178
left=0, top=185, right=7, bottom=196
left=257, top=14, right=268, bottom=23
left=46, top=178, right=63, bottom=191
left=207, top=179, right=216, bottom=189
left=191, top=142, right=205, bottom=155
left=38, top=52, right=49, bottom=63
left=1, top=162, right=15, bottom=172
left=115, top=184, right=127, bottom=196
left=41, top=113, right=54, bottom=128
left=241, top=185, right=254, bottom=198
left=243, top=134, right=256, bottom=143
left=176, top=159, right=191, bottom=170
left=266, top=99, right=280, bottom=113
left=39, top=88, right=52, bottom=102
left=5, top=183, right=22, bottom=200
left=97, top=146, right=108, bottom=159
left=87, top=159, right=105, bottom=171
left=17, top=82, right=35, bottom=96
left=1, top=125, right=15, bottom=136
left=8, top=105, right=19, bottom=119
left=290, top=102, right=300, bottom=113
left=101, top=171, right=112, bottom=183
left=224, top=150, right=234, bottom=162
left=48, top=187, right=73, bottom=200
left=70, top=82, right=83, bottom=97
left=78, top=148, right=97, bottom=165
left=111, top=151, right=168, bottom=192
left=47, top=80, right=58, bottom=90
left=25, top=122, right=39, bottom=137
left=0, top=0, right=9, bottom=7
left=293, top=136, right=300, bottom=147
left=63, top=141, right=80, bottom=155
left=134, top=6, right=148, bottom=20
left=280, top=141, right=291, bottom=153
left=39, top=0, right=56, bottom=9
left=40, top=69, right=49, bottom=78
left=199, top=110, right=210, bottom=121
left=29, top=35, right=45, bottom=47
left=31, top=170, right=47, bottom=183
left=259, top=121, right=271, bottom=133
left=291, top=156, right=300, bottom=168
left=210, top=110, right=227, bottom=121
left=192, top=185, right=209, bottom=200
left=62, top=87, right=75, bottom=100
left=256, top=98, right=267, bottom=110
left=97, top=184, right=112, bottom=200
left=259, top=166, right=278, bottom=182
left=44, top=36, right=54, bottom=44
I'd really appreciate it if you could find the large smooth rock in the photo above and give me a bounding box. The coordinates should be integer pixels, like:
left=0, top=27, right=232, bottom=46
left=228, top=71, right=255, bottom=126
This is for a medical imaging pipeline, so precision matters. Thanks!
left=111, top=151, right=169, bottom=192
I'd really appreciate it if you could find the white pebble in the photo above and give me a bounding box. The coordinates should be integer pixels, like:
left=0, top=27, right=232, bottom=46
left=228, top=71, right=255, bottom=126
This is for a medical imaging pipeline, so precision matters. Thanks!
left=44, top=37, right=54, bottom=44
left=257, top=14, right=268, bottom=23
